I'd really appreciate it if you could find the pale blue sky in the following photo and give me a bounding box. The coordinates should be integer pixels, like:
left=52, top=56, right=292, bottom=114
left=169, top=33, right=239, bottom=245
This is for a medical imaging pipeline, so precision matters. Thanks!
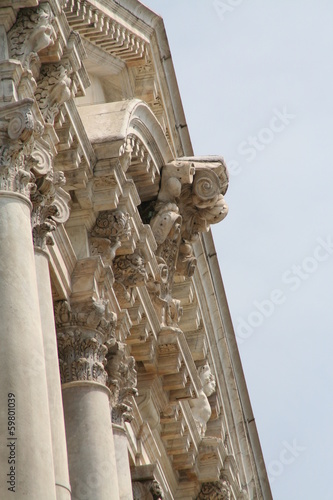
left=145, top=1, right=333, bottom=498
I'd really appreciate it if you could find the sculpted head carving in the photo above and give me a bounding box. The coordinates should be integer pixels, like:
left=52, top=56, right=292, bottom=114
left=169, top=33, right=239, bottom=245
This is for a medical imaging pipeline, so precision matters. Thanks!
left=198, top=364, right=216, bottom=397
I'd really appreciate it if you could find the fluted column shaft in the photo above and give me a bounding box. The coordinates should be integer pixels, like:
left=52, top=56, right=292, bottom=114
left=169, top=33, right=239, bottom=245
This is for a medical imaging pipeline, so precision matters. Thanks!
left=56, top=294, right=120, bottom=500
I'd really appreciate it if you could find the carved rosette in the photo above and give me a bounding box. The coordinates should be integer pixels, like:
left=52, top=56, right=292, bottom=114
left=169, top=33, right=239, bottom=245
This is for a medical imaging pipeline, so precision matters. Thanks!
left=55, top=299, right=117, bottom=385
left=89, top=210, right=131, bottom=266
left=106, top=341, right=138, bottom=424
left=196, top=477, right=231, bottom=500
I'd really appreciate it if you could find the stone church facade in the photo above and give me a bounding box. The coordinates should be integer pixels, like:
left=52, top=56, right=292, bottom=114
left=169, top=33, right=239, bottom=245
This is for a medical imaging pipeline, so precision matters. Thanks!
left=0, top=0, right=272, bottom=498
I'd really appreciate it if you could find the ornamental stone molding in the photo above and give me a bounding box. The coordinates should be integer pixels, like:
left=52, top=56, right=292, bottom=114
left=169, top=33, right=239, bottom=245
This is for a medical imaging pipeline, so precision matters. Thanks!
left=196, top=476, right=231, bottom=500
left=113, top=252, right=148, bottom=301
left=106, top=341, right=138, bottom=424
left=0, top=98, right=37, bottom=196
left=35, top=62, right=74, bottom=125
left=7, top=3, right=55, bottom=78
left=55, top=298, right=117, bottom=385
left=89, top=209, right=131, bottom=265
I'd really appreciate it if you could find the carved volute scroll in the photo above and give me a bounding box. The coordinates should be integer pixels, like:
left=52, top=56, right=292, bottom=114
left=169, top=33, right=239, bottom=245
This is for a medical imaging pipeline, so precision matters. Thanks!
left=55, top=298, right=117, bottom=385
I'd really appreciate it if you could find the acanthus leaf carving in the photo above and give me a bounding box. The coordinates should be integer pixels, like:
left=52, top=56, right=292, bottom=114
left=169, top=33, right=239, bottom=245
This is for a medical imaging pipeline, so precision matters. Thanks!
left=196, top=476, right=231, bottom=500
left=89, top=210, right=131, bottom=266
left=7, top=4, right=55, bottom=79
left=113, top=252, right=148, bottom=302
left=106, top=341, right=138, bottom=424
left=55, top=299, right=117, bottom=385
left=30, top=139, right=69, bottom=249
left=0, top=99, right=38, bottom=196
left=147, top=157, right=228, bottom=328
left=35, top=62, right=74, bottom=125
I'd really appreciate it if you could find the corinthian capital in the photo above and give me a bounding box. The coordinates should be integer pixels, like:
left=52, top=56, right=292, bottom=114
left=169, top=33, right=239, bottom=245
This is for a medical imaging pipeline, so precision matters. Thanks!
left=55, top=299, right=117, bottom=385
left=0, top=98, right=38, bottom=196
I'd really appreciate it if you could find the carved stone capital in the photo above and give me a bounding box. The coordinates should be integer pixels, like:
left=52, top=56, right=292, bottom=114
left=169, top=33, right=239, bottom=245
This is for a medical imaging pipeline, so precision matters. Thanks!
left=196, top=477, right=231, bottom=500
left=89, top=210, right=131, bottom=266
left=0, top=98, right=38, bottom=196
left=55, top=299, right=117, bottom=385
left=106, top=341, right=138, bottom=424
left=55, top=298, right=117, bottom=340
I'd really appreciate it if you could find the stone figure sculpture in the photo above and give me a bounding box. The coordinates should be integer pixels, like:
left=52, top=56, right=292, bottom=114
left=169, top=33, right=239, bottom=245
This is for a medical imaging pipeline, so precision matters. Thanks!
left=190, top=364, right=216, bottom=437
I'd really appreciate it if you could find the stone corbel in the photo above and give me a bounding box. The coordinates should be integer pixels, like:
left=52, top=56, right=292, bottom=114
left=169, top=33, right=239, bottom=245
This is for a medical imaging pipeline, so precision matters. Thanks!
left=131, top=465, right=164, bottom=500
left=106, top=341, right=138, bottom=424
left=35, top=62, right=74, bottom=125
left=150, top=157, right=228, bottom=282
left=7, top=3, right=55, bottom=80
left=189, top=364, right=216, bottom=438
left=113, top=251, right=148, bottom=302
left=196, top=476, right=231, bottom=500
left=30, top=138, right=70, bottom=249
left=89, top=209, right=131, bottom=267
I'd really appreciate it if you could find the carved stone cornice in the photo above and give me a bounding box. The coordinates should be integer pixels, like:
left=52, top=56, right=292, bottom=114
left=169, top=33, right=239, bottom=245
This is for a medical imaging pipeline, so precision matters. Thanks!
left=55, top=298, right=117, bottom=385
left=89, top=209, right=131, bottom=266
left=0, top=98, right=37, bottom=196
left=106, top=341, right=138, bottom=424
left=196, top=477, right=231, bottom=500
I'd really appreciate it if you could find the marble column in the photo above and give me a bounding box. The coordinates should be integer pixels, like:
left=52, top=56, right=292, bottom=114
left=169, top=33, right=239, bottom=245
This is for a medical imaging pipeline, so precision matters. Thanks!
left=0, top=131, right=57, bottom=499
left=113, top=424, right=134, bottom=500
left=56, top=297, right=120, bottom=500
left=107, top=344, right=138, bottom=500
left=34, top=246, right=72, bottom=500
